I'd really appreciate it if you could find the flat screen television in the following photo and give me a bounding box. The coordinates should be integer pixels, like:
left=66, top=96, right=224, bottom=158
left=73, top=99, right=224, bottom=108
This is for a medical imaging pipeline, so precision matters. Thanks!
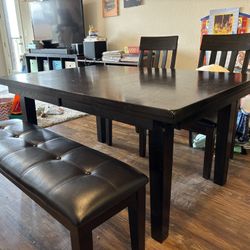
left=29, top=0, right=85, bottom=47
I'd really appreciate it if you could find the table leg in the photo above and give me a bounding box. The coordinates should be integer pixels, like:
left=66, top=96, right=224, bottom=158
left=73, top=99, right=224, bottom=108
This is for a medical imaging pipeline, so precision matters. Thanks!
left=96, top=116, right=106, bottom=143
left=20, top=96, right=37, bottom=125
left=149, top=123, right=174, bottom=242
left=96, top=117, right=112, bottom=145
left=105, top=118, right=112, bottom=146
left=214, top=103, right=236, bottom=185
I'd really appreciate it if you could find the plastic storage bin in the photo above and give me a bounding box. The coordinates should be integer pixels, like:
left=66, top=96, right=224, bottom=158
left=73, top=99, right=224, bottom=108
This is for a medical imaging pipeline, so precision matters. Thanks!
left=0, top=98, right=13, bottom=120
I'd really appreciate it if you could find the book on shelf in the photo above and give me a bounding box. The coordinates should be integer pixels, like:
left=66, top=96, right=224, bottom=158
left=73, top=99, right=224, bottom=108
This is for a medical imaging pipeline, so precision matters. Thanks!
left=120, top=53, right=139, bottom=63
left=52, top=60, right=62, bottom=70
left=65, top=61, right=76, bottom=68
left=30, top=59, right=38, bottom=72
left=43, top=60, right=49, bottom=71
left=102, top=50, right=123, bottom=62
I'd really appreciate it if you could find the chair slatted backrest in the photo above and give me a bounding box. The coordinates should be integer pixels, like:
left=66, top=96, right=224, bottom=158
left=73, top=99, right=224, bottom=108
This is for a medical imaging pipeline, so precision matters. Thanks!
left=198, top=33, right=250, bottom=73
left=138, top=36, right=178, bottom=69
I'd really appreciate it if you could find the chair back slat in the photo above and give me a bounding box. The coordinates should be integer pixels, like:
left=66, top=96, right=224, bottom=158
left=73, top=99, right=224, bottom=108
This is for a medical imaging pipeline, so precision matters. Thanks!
left=161, top=50, right=168, bottom=68
left=154, top=50, right=160, bottom=68
left=198, top=50, right=206, bottom=67
left=139, top=50, right=144, bottom=66
left=219, top=51, right=227, bottom=67
left=139, top=36, right=178, bottom=69
left=199, top=33, right=250, bottom=73
left=147, top=51, right=153, bottom=67
left=171, top=49, right=177, bottom=69
left=228, top=51, right=239, bottom=72
left=209, top=51, right=217, bottom=64
left=242, top=50, right=250, bottom=73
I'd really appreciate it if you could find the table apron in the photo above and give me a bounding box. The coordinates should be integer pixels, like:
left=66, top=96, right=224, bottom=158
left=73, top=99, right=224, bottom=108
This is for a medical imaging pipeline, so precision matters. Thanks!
left=9, top=86, right=154, bottom=129
left=9, top=84, right=250, bottom=130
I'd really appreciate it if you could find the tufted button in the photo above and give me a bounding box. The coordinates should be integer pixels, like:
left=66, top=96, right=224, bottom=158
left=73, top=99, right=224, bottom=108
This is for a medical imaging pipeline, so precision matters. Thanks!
left=56, top=156, right=61, bottom=160
left=85, top=171, right=91, bottom=175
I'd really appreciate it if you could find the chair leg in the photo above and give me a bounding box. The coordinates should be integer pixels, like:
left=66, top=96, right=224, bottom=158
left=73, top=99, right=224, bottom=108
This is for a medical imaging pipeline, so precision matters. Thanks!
left=139, top=128, right=147, bottom=157
left=230, top=101, right=239, bottom=159
left=135, top=126, right=140, bottom=133
left=230, top=125, right=236, bottom=159
left=188, top=131, right=193, bottom=147
left=203, top=129, right=216, bottom=180
left=70, top=227, right=93, bottom=250
left=128, top=187, right=146, bottom=250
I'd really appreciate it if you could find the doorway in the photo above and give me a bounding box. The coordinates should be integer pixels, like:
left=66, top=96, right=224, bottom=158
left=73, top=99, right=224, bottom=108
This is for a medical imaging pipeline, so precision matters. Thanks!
left=1, top=0, right=25, bottom=73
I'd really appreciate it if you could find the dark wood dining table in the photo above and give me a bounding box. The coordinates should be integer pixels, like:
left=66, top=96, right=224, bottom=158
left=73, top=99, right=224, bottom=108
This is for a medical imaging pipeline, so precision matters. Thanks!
left=0, top=65, right=249, bottom=242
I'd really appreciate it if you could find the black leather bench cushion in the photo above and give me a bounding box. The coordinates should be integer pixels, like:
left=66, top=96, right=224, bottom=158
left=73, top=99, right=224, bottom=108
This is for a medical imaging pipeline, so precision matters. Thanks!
left=0, top=119, right=148, bottom=226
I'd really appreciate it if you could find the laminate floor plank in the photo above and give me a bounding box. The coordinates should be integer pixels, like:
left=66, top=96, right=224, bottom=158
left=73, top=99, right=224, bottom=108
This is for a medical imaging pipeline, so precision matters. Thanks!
left=0, top=115, right=249, bottom=250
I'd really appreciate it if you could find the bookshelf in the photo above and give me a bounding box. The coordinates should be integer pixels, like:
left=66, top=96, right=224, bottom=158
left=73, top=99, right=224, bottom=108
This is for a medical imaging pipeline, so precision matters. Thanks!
left=25, top=53, right=138, bottom=74
left=24, top=53, right=78, bottom=73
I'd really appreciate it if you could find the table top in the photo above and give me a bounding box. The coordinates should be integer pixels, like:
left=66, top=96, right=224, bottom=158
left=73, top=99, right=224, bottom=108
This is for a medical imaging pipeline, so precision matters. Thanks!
left=1, top=66, right=250, bottom=124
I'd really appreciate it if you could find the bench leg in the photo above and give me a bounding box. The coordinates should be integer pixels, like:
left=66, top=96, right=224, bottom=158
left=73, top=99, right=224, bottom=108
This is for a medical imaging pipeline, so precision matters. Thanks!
left=70, top=227, right=93, bottom=250
left=128, top=187, right=146, bottom=250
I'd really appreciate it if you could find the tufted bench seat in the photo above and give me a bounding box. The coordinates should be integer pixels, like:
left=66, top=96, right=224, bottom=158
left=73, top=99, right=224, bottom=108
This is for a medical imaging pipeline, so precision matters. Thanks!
left=0, top=119, right=148, bottom=250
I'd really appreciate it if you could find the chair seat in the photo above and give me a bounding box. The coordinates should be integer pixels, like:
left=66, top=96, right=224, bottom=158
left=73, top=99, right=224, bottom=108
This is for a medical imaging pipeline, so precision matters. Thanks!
left=198, top=114, right=217, bottom=128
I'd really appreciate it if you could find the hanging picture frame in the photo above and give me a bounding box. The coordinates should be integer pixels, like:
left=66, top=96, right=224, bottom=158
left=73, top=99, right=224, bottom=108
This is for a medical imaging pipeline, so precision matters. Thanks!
left=124, top=0, right=142, bottom=8
left=103, top=0, right=119, bottom=17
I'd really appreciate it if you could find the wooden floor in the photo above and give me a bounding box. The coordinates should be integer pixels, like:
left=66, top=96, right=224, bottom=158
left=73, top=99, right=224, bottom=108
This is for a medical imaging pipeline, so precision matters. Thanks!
left=1, top=115, right=249, bottom=250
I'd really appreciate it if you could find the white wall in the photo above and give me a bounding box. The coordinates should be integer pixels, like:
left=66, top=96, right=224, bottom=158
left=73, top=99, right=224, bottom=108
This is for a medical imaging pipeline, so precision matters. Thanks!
left=83, top=0, right=250, bottom=69
left=1, top=1, right=250, bottom=74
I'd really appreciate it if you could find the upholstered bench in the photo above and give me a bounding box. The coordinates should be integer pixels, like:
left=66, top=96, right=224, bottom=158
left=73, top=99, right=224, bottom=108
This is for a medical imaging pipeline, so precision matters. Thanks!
left=0, top=119, right=148, bottom=250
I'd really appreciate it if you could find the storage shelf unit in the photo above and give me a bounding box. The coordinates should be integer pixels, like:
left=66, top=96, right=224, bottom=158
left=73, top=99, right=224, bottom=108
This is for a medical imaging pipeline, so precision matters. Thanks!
left=24, top=53, right=78, bottom=73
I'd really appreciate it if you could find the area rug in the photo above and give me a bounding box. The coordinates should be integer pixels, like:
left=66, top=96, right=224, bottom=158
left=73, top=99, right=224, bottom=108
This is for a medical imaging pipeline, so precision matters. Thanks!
left=36, top=101, right=87, bottom=128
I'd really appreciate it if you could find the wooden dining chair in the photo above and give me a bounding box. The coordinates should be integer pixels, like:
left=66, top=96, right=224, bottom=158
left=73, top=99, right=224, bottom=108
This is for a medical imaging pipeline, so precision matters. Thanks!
left=104, top=36, right=179, bottom=154
left=137, top=36, right=179, bottom=157
left=138, top=34, right=250, bottom=180
left=185, top=33, right=250, bottom=179
left=138, top=36, right=178, bottom=69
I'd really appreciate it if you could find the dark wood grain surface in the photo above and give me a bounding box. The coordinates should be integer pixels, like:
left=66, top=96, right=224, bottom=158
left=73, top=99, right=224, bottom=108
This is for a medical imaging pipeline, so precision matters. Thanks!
left=1, top=117, right=249, bottom=250
left=1, top=66, right=250, bottom=124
